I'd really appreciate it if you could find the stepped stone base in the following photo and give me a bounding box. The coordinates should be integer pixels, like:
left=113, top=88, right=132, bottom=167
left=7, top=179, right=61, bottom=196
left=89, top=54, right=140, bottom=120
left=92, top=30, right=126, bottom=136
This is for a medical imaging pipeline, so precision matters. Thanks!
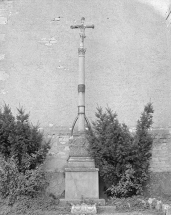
left=60, top=198, right=105, bottom=206
left=61, top=156, right=105, bottom=206
left=61, top=133, right=105, bottom=206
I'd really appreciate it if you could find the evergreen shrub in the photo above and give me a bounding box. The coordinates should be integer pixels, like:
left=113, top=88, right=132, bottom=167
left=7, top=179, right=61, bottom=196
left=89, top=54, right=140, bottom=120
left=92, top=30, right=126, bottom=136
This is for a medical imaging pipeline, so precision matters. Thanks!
left=0, top=104, right=50, bottom=204
left=87, top=103, right=154, bottom=197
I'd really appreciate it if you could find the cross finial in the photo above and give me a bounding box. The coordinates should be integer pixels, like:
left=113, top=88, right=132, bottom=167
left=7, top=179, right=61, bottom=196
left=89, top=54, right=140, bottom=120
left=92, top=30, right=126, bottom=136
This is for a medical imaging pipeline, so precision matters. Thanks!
left=81, top=17, right=85, bottom=24
left=70, top=17, right=94, bottom=45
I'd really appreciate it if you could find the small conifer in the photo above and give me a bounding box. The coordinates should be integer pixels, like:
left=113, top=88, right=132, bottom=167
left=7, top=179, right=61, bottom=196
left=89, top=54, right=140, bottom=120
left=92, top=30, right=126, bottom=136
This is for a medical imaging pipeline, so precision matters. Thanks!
left=87, top=103, right=154, bottom=197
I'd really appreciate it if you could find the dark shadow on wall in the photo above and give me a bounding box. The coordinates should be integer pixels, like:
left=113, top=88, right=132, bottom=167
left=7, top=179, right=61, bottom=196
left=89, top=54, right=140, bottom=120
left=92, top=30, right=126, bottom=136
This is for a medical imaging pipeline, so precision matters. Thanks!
left=99, top=176, right=108, bottom=200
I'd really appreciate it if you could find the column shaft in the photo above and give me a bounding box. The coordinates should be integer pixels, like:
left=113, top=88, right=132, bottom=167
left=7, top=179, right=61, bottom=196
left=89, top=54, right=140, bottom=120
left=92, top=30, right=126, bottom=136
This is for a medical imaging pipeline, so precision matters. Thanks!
left=78, top=49, right=86, bottom=132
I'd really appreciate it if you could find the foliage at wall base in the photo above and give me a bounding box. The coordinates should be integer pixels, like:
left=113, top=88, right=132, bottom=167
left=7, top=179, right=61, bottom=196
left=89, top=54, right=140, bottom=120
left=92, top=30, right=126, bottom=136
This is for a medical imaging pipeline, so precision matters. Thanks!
left=0, top=104, right=51, bottom=205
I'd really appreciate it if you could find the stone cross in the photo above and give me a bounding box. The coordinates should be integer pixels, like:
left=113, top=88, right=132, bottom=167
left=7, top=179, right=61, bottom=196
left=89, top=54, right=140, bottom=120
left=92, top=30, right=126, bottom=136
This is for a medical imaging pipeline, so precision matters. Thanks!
left=70, top=17, right=94, bottom=133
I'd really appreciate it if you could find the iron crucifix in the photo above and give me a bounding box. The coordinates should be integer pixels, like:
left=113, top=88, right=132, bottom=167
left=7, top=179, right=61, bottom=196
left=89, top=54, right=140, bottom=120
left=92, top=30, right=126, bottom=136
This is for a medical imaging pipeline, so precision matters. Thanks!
left=70, top=17, right=94, bottom=134
left=71, top=17, right=94, bottom=46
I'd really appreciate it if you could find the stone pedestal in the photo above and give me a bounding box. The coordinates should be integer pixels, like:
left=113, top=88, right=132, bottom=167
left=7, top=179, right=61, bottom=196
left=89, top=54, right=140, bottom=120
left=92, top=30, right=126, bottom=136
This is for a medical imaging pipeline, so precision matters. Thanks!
left=65, top=167, right=99, bottom=199
left=60, top=134, right=105, bottom=206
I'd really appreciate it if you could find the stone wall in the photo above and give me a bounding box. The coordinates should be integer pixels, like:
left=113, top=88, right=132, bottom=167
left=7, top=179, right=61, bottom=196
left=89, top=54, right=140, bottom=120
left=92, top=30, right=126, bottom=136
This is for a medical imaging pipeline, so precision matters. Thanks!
left=149, top=129, right=171, bottom=198
left=151, top=129, right=171, bottom=172
left=42, top=127, right=70, bottom=197
left=42, top=126, right=171, bottom=197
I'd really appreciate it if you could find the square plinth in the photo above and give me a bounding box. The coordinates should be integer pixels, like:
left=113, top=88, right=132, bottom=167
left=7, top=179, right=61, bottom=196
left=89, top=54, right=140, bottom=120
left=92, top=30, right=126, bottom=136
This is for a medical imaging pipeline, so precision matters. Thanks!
left=65, top=167, right=99, bottom=199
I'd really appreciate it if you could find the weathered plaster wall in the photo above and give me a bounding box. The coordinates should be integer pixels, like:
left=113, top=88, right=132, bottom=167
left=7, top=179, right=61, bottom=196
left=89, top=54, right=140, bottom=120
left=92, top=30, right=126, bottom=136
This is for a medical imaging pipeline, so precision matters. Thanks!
left=0, top=0, right=171, bottom=129
left=0, top=0, right=171, bottom=196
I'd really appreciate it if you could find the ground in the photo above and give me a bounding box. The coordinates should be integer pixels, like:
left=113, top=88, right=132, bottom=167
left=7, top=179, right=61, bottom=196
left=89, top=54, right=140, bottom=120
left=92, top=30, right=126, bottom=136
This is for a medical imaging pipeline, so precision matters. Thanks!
left=0, top=194, right=165, bottom=215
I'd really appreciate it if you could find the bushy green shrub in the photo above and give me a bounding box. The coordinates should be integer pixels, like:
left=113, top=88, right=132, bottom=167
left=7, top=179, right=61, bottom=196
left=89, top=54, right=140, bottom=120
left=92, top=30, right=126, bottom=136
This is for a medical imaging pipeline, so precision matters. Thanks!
left=0, top=157, right=48, bottom=205
left=0, top=104, right=50, bottom=173
left=87, top=103, right=154, bottom=197
left=131, top=103, right=154, bottom=191
left=108, top=164, right=140, bottom=197
left=87, top=106, right=133, bottom=190
left=0, top=104, right=50, bottom=204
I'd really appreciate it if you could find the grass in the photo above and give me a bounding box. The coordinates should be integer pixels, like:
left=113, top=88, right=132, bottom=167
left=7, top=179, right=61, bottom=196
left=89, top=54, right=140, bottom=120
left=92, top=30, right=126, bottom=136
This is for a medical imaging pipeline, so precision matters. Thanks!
left=0, top=194, right=167, bottom=215
left=105, top=196, right=164, bottom=215
left=0, top=194, right=70, bottom=215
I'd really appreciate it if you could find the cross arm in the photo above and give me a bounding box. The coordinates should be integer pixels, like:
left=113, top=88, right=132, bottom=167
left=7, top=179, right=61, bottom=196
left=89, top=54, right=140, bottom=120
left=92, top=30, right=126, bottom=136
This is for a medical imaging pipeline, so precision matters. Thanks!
left=70, top=25, right=81, bottom=29
left=70, top=24, right=95, bottom=29
left=85, top=25, right=94, bottom=29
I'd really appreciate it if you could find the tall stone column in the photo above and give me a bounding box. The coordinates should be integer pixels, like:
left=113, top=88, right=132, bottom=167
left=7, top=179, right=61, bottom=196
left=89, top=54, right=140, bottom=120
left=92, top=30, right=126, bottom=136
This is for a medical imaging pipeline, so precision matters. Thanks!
left=60, top=18, right=105, bottom=205
left=78, top=46, right=86, bottom=132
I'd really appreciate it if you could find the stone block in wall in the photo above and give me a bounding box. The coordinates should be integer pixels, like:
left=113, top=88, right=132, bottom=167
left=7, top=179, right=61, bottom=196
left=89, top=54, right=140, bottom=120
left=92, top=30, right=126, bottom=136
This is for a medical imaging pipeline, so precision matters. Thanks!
left=44, top=135, right=70, bottom=172
left=146, top=172, right=171, bottom=198
left=151, top=129, right=171, bottom=172
left=43, top=133, right=70, bottom=197
left=43, top=126, right=70, bottom=136
left=46, top=172, right=65, bottom=197
left=0, top=8, right=8, bottom=17
left=152, top=129, right=171, bottom=142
